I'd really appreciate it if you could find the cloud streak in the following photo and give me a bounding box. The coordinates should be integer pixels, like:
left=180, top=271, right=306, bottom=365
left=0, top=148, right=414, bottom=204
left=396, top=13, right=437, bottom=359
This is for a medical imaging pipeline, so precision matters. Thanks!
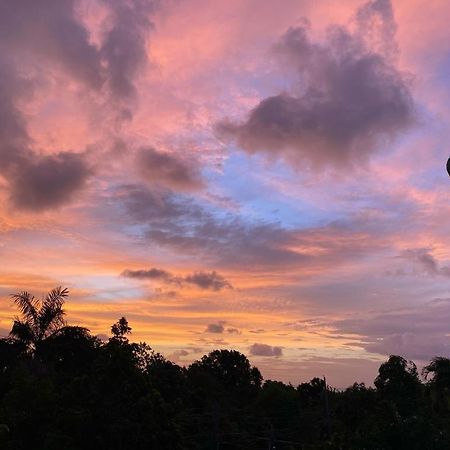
left=329, top=298, right=450, bottom=361
left=122, top=267, right=232, bottom=291
left=118, top=184, right=309, bottom=269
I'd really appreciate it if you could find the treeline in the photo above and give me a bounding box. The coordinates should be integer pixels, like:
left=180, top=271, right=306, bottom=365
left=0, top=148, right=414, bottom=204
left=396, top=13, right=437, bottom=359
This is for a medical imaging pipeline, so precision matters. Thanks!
left=1, top=288, right=450, bottom=449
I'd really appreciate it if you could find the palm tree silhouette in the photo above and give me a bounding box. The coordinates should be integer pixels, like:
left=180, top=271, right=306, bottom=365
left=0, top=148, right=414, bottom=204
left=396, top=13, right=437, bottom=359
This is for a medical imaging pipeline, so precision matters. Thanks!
left=9, top=286, right=68, bottom=351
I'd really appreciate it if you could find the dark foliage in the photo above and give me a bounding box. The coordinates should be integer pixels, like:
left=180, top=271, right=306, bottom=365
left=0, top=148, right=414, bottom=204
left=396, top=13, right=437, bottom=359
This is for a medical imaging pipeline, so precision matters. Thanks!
left=1, top=288, right=450, bottom=449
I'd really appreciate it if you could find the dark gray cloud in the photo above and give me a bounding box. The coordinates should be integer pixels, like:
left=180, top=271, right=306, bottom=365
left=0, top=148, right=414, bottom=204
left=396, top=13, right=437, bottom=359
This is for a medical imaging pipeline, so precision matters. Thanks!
left=205, top=323, right=225, bottom=334
left=118, top=184, right=308, bottom=269
left=0, top=59, right=92, bottom=211
left=8, top=153, right=91, bottom=211
left=121, top=267, right=174, bottom=282
left=0, top=0, right=104, bottom=90
left=0, top=70, right=92, bottom=210
left=0, top=0, right=156, bottom=211
left=119, top=185, right=198, bottom=223
left=249, top=343, right=283, bottom=357
left=136, top=147, right=204, bottom=192
left=217, top=0, right=414, bottom=169
left=0, top=0, right=155, bottom=98
left=0, top=0, right=155, bottom=95
left=0, top=1, right=101, bottom=211
left=101, top=0, right=155, bottom=99
left=400, top=248, right=450, bottom=278
left=122, top=265, right=232, bottom=291
left=117, top=183, right=388, bottom=271
left=355, top=0, right=397, bottom=58
left=148, top=219, right=305, bottom=268
left=0, top=62, right=31, bottom=169
left=184, top=271, right=232, bottom=291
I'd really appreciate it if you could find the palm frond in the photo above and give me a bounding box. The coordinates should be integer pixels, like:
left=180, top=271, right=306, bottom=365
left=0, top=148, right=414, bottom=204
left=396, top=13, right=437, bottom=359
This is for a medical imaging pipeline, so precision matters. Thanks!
left=10, top=286, right=69, bottom=348
left=11, top=291, right=39, bottom=326
left=42, top=286, right=68, bottom=311
left=38, top=286, right=67, bottom=339
left=9, top=319, right=36, bottom=344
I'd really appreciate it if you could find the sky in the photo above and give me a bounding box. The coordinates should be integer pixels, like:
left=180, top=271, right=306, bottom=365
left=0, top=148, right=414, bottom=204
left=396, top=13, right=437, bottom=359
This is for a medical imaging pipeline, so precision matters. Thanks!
left=1, top=0, right=450, bottom=388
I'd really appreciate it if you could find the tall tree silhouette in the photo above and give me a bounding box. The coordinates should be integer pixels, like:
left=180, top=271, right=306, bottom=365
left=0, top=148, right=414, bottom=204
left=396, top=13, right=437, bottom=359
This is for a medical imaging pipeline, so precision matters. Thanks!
left=423, top=357, right=450, bottom=414
left=374, top=355, right=423, bottom=418
left=423, top=357, right=450, bottom=387
left=110, top=316, right=132, bottom=343
left=9, top=286, right=68, bottom=351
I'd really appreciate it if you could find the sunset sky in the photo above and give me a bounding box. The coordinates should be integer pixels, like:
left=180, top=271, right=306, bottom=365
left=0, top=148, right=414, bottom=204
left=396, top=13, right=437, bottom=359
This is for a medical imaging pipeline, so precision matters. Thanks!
left=1, top=0, right=450, bottom=387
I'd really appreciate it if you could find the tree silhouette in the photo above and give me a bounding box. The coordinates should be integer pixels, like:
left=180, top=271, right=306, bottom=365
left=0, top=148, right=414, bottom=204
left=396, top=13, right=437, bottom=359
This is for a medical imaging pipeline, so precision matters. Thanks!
left=374, top=355, right=423, bottom=419
left=423, top=356, right=450, bottom=387
left=9, top=286, right=68, bottom=351
left=189, top=349, right=262, bottom=392
left=110, top=316, right=132, bottom=342
left=423, top=357, right=450, bottom=414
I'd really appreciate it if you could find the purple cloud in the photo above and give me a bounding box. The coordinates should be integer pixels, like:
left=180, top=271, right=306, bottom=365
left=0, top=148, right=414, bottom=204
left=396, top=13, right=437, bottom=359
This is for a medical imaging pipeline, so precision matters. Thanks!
left=0, top=63, right=92, bottom=211
left=400, top=248, right=450, bottom=278
left=121, top=267, right=174, bottom=282
left=0, top=0, right=157, bottom=211
left=205, top=323, right=225, bottom=334
left=184, top=271, right=232, bottom=291
left=217, top=0, right=414, bottom=170
left=0, top=0, right=104, bottom=90
left=118, top=184, right=308, bottom=269
left=332, top=299, right=450, bottom=361
left=122, top=266, right=232, bottom=291
left=249, top=343, right=283, bottom=357
left=136, top=147, right=204, bottom=192
left=9, top=153, right=91, bottom=211
left=101, top=0, right=155, bottom=99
